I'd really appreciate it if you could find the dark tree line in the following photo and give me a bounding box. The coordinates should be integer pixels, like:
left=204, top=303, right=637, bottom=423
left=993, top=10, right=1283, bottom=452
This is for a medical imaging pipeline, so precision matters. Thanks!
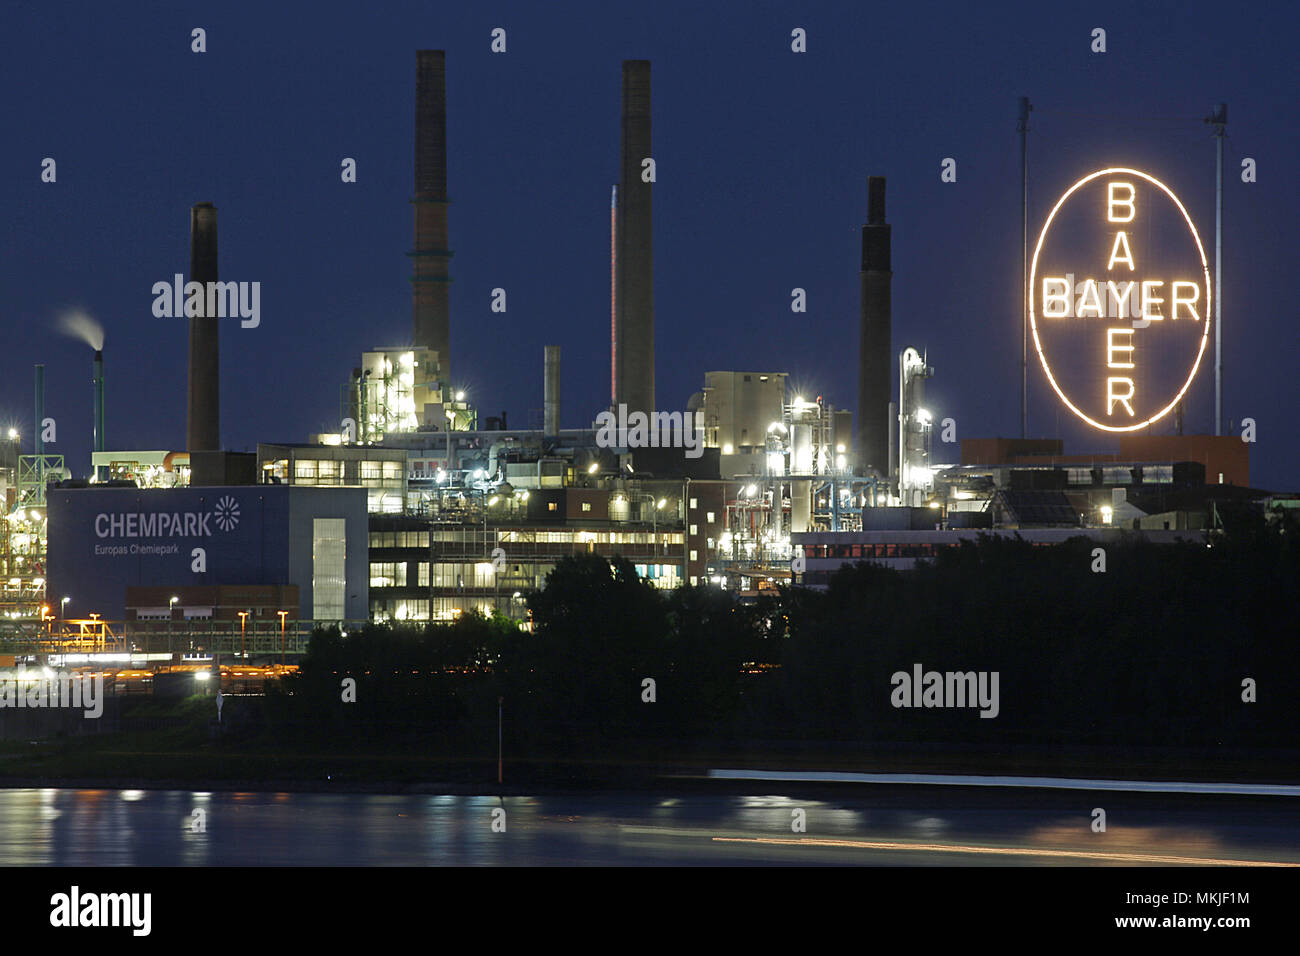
left=277, top=505, right=1300, bottom=763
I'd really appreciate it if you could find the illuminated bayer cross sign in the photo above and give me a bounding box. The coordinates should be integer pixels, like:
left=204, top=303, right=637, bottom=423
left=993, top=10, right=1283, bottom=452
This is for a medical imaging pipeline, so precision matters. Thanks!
left=1029, top=168, right=1212, bottom=432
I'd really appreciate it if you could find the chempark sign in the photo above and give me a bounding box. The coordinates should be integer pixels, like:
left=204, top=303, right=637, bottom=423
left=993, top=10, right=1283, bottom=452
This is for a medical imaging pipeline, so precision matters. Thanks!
left=1029, top=167, right=1212, bottom=432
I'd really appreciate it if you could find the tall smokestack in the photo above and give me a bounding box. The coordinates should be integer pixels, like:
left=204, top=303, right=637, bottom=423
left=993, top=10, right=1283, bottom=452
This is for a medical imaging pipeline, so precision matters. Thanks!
left=92, top=350, right=105, bottom=454
left=614, top=60, right=654, bottom=415
left=858, top=176, right=891, bottom=477
left=610, top=185, right=617, bottom=406
left=187, top=202, right=220, bottom=453
left=412, top=50, right=452, bottom=389
left=544, top=346, right=561, bottom=438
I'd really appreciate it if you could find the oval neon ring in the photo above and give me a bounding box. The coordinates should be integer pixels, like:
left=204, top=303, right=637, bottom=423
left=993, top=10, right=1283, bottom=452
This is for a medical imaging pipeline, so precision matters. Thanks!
left=1028, top=167, right=1212, bottom=432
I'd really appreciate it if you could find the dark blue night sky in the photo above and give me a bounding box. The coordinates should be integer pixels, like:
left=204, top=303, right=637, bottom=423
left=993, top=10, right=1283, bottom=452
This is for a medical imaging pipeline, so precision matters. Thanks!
left=3, top=1, right=1296, bottom=488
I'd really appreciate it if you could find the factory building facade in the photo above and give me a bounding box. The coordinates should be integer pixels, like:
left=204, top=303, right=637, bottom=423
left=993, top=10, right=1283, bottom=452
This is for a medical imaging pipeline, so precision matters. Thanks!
left=795, top=527, right=1200, bottom=579
left=253, top=434, right=692, bottom=622
left=960, top=436, right=1251, bottom=489
left=46, top=485, right=368, bottom=623
left=365, top=486, right=687, bottom=623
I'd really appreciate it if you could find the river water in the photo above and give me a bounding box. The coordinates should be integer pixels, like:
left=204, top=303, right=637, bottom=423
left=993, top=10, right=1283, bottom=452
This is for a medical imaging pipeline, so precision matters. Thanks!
left=2, top=787, right=1298, bottom=865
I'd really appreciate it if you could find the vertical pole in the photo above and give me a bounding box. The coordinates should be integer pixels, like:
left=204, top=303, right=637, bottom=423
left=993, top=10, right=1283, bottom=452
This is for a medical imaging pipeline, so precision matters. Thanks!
left=1018, top=97, right=1031, bottom=440
left=34, top=364, right=45, bottom=456
left=1209, top=103, right=1226, bottom=436
left=610, top=185, right=618, bottom=407
left=497, top=696, right=503, bottom=784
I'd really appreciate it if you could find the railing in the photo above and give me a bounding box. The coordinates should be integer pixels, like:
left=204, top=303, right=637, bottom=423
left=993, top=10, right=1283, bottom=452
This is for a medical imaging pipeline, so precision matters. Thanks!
left=0, top=620, right=372, bottom=657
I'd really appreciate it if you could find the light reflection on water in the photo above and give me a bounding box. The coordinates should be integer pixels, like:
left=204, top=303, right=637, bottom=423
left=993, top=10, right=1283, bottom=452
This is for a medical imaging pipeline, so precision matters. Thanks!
left=0, top=788, right=1294, bottom=866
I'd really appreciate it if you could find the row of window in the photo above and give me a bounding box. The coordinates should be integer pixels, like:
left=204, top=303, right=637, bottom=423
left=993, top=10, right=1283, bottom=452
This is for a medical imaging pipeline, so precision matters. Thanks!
left=371, top=599, right=431, bottom=621
left=369, top=531, right=432, bottom=548
left=804, top=543, right=955, bottom=559
left=370, top=561, right=432, bottom=588
left=1065, top=465, right=1176, bottom=485
left=804, top=540, right=1065, bottom=560
left=370, top=597, right=524, bottom=623
left=291, top=459, right=403, bottom=480
left=460, top=530, right=684, bottom=545
left=371, top=560, right=683, bottom=592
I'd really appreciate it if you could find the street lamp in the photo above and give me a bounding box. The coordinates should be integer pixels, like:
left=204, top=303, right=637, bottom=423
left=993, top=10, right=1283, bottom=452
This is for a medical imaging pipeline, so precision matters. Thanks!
left=237, top=611, right=249, bottom=663
left=169, top=596, right=179, bottom=656
left=277, top=610, right=288, bottom=667
left=61, top=596, right=70, bottom=618
left=636, top=494, right=668, bottom=559
left=653, top=497, right=666, bottom=558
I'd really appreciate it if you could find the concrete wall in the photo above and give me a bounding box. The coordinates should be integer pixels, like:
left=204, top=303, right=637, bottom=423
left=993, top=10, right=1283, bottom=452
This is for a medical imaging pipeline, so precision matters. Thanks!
left=288, top=487, right=369, bottom=620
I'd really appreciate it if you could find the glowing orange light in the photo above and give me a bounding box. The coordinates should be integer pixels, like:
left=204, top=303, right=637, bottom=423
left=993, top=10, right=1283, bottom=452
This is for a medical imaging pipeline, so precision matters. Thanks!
left=711, top=836, right=1298, bottom=866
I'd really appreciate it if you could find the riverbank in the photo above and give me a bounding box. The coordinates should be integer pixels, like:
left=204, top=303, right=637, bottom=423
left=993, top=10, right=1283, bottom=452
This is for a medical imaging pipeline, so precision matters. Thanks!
left=4, top=731, right=1298, bottom=795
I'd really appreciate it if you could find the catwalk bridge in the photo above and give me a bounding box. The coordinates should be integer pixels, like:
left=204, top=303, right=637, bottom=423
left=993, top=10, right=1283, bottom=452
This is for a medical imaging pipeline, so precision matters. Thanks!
left=0, top=617, right=365, bottom=660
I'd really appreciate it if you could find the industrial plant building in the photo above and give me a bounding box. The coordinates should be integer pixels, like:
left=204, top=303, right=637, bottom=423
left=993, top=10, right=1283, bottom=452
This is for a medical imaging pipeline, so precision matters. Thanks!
left=4, top=43, right=1277, bottom=647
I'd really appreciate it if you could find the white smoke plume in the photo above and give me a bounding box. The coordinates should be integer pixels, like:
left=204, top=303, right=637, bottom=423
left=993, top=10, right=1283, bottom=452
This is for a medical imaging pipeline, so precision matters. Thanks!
left=56, top=307, right=105, bottom=351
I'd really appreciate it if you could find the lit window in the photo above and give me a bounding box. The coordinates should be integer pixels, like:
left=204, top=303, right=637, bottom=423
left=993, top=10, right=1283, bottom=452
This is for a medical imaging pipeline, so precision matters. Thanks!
left=689, top=497, right=698, bottom=509
left=706, top=511, right=715, bottom=523
left=581, top=502, right=592, bottom=512
left=548, top=502, right=558, bottom=512
left=313, top=518, right=347, bottom=619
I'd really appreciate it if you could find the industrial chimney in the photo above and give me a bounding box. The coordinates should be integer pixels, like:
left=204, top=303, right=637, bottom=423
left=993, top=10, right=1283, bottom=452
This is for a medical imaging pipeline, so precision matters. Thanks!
left=544, top=346, right=561, bottom=438
left=187, top=202, right=220, bottom=453
left=93, top=350, right=105, bottom=454
left=412, top=50, right=452, bottom=390
left=614, top=60, right=654, bottom=416
left=858, top=176, right=891, bottom=479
